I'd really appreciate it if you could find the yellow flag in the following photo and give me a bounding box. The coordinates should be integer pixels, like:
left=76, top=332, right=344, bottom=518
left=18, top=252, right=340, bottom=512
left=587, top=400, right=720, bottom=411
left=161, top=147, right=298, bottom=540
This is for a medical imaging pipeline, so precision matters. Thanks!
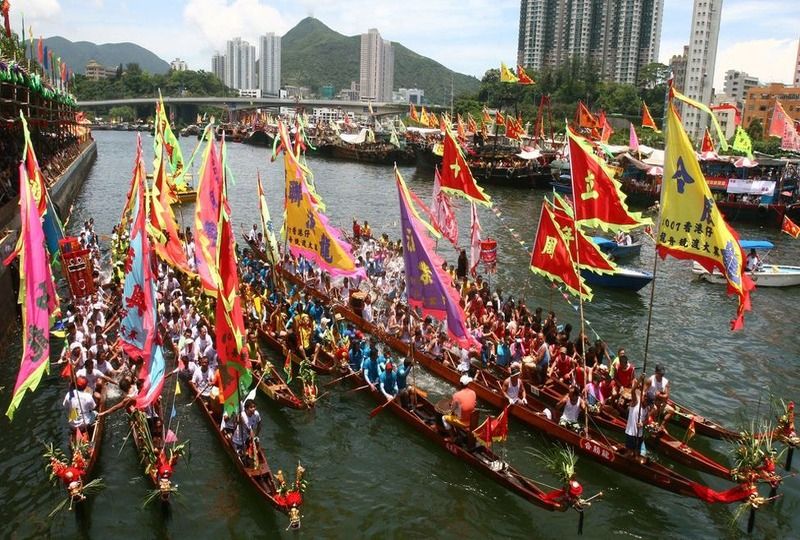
left=175, top=378, right=181, bottom=396
left=732, top=126, right=753, bottom=159
left=657, top=101, right=754, bottom=330
left=500, top=62, right=518, bottom=83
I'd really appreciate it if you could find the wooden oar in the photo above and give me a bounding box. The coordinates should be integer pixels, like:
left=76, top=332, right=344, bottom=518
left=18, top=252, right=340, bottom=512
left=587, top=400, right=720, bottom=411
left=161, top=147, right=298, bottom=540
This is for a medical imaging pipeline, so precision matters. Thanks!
left=344, top=384, right=370, bottom=395
left=324, top=369, right=359, bottom=387
left=369, top=393, right=399, bottom=418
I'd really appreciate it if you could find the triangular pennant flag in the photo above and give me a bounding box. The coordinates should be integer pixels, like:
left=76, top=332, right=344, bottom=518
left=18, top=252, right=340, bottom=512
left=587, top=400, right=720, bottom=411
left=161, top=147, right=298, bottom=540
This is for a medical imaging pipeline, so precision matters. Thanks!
left=517, top=65, right=534, bottom=85
left=440, top=127, right=491, bottom=207
left=641, top=102, right=660, bottom=132
left=500, top=62, right=518, bottom=83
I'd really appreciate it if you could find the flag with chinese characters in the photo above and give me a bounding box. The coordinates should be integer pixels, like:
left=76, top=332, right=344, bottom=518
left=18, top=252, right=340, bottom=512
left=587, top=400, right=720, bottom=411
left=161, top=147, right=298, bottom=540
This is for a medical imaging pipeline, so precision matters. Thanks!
left=154, top=91, right=186, bottom=190
left=548, top=194, right=617, bottom=275
left=517, top=65, right=534, bottom=85
left=641, top=102, right=660, bottom=132
left=768, top=100, right=791, bottom=138
left=530, top=203, right=592, bottom=300
left=782, top=215, right=800, bottom=238
left=150, top=148, right=193, bottom=275
left=440, top=127, right=491, bottom=207
left=567, top=125, right=651, bottom=231
left=473, top=407, right=509, bottom=448
left=396, top=168, right=479, bottom=349
left=193, top=132, right=224, bottom=295
left=281, top=128, right=363, bottom=278
left=500, top=62, right=518, bottom=83
left=257, top=172, right=281, bottom=265
left=732, top=126, right=753, bottom=159
left=4, top=163, right=60, bottom=420
left=432, top=167, right=458, bottom=246
left=658, top=102, right=754, bottom=330
left=120, top=150, right=158, bottom=363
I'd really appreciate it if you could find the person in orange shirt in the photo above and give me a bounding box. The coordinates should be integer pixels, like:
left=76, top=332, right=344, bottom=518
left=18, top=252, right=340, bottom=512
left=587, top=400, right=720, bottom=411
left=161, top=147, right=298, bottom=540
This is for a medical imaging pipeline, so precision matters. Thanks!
left=443, top=375, right=477, bottom=432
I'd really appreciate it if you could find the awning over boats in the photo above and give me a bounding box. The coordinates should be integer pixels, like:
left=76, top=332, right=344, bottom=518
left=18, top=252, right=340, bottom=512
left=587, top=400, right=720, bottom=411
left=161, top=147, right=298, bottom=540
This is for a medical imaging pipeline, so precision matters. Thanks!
left=726, top=178, right=775, bottom=195
left=740, top=240, right=775, bottom=250
left=339, top=129, right=369, bottom=144
left=516, top=149, right=542, bottom=160
left=406, top=127, right=441, bottom=136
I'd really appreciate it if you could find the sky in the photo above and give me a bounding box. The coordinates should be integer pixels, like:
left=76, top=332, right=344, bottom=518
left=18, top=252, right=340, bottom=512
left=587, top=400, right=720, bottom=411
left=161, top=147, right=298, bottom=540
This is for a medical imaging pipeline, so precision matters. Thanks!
left=20, top=0, right=800, bottom=90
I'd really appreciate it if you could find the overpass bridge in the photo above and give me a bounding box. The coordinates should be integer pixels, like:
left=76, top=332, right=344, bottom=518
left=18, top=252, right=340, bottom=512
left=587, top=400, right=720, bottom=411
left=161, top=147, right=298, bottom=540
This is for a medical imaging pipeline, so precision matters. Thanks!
left=75, top=96, right=421, bottom=117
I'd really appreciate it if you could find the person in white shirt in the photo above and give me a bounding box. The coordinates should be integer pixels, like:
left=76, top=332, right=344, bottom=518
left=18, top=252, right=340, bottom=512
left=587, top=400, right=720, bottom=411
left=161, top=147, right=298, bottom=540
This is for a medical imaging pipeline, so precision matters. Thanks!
left=63, top=377, right=97, bottom=433
left=247, top=224, right=258, bottom=242
left=195, top=326, right=214, bottom=355
left=232, top=399, right=262, bottom=459
left=191, top=356, right=216, bottom=397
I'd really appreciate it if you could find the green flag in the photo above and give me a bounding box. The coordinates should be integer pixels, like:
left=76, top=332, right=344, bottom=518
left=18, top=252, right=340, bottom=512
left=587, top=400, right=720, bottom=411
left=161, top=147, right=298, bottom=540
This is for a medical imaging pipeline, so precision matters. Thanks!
left=732, top=126, right=753, bottom=159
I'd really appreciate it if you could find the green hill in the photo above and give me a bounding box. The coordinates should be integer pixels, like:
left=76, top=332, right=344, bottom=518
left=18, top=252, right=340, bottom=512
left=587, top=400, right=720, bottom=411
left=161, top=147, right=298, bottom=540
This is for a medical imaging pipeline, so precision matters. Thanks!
left=43, top=36, right=170, bottom=75
left=281, top=18, right=479, bottom=105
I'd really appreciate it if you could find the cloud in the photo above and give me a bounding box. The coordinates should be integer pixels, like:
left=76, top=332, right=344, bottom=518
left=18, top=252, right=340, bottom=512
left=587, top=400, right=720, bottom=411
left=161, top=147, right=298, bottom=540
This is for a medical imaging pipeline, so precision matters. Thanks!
left=183, top=0, right=291, bottom=52
left=721, top=0, right=798, bottom=23
left=23, top=0, right=62, bottom=20
left=715, top=38, right=797, bottom=89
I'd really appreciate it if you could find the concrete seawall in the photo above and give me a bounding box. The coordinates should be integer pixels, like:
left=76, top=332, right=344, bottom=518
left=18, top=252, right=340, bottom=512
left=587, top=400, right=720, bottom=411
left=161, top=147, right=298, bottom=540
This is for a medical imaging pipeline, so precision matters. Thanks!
left=0, top=140, right=98, bottom=334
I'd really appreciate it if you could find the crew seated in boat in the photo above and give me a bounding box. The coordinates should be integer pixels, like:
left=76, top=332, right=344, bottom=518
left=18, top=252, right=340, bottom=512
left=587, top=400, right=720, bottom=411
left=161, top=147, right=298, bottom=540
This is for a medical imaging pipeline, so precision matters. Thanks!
left=396, top=357, right=414, bottom=408
left=232, top=399, right=262, bottom=466
left=643, top=364, right=674, bottom=433
left=246, top=331, right=263, bottom=371
left=379, top=361, right=399, bottom=400
left=549, top=346, right=574, bottom=386
left=610, top=353, right=635, bottom=405
left=557, top=385, right=585, bottom=431
left=502, top=363, right=528, bottom=406
left=745, top=249, right=762, bottom=272
left=361, top=349, right=382, bottom=390
left=442, top=375, right=478, bottom=433
left=64, top=376, right=97, bottom=435
left=75, top=358, right=115, bottom=403
left=191, top=356, right=217, bottom=400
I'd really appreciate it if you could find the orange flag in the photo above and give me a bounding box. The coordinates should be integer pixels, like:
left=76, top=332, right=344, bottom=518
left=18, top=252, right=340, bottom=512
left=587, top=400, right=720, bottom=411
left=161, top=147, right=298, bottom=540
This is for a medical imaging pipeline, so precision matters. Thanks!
left=409, top=103, right=419, bottom=122
left=700, top=128, right=715, bottom=153
left=642, top=102, right=660, bottom=132
left=420, top=107, right=430, bottom=126
left=495, top=111, right=506, bottom=127
left=467, top=113, right=478, bottom=133
left=530, top=204, right=591, bottom=300
left=576, top=101, right=598, bottom=129
left=517, top=65, right=534, bottom=85
left=440, top=127, right=491, bottom=207
left=482, top=107, right=492, bottom=124
left=456, top=114, right=466, bottom=140
left=782, top=215, right=800, bottom=238
left=473, top=407, right=509, bottom=448
left=598, top=111, right=613, bottom=143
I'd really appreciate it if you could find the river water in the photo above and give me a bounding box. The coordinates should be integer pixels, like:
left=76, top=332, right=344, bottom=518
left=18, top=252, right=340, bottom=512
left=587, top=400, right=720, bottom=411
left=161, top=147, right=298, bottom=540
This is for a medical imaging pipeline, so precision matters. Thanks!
left=1, top=130, right=798, bottom=539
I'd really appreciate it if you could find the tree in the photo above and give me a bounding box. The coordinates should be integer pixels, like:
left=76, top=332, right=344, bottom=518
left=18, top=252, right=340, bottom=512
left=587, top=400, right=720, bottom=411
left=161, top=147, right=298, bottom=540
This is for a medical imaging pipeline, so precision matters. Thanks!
left=108, top=106, right=136, bottom=122
left=746, top=118, right=764, bottom=141
left=637, top=63, right=670, bottom=90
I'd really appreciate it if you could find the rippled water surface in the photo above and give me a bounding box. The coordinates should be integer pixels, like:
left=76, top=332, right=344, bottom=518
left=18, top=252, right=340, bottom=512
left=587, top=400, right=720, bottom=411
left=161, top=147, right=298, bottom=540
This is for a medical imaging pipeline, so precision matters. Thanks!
left=1, top=131, right=798, bottom=538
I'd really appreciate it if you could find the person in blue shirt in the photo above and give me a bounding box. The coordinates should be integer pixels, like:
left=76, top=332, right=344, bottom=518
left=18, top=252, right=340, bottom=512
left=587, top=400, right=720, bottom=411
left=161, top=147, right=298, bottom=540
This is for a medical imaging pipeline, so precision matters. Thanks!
left=495, top=336, right=511, bottom=368
left=308, top=299, right=324, bottom=325
left=395, top=357, right=414, bottom=408
left=361, top=349, right=381, bottom=388
left=348, top=336, right=364, bottom=371
left=378, top=361, right=399, bottom=400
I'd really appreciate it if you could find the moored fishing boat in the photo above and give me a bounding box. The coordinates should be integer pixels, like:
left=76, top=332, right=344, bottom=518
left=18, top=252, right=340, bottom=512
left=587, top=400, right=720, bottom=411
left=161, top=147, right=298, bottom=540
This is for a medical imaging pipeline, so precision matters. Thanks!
left=580, top=267, right=654, bottom=292
left=590, top=236, right=643, bottom=261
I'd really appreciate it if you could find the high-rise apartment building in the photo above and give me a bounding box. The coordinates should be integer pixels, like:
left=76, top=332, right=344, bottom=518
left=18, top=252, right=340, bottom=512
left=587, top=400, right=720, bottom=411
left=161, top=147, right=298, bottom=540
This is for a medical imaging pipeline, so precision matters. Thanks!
left=212, top=52, right=225, bottom=83
left=224, top=37, right=256, bottom=90
left=722, top=70, right=759, bottom=108
left=794, top=38, right=800, bottom=86
left=170, top=58, right=188, bottom=72
left=683, top=0, right=723, bottom=141
left=668, top=45, right=689, bottom=93
left=359, top=28, right=394, bottom=102
left=516, top=0, right=663, bottom=85
left=259, top=33, right=281, bottom=96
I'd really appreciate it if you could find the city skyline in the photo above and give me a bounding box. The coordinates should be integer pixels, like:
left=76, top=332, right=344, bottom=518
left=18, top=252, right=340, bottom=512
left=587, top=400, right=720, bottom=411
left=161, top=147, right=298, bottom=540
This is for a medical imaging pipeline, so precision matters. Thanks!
left=21, top=0, right=800, bottom=90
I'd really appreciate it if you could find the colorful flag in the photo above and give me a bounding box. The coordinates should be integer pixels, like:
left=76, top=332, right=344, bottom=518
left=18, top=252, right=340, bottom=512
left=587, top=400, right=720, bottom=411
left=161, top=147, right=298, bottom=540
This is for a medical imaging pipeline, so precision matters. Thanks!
left=494, top=111, right=505, bottom=127
left=548, top=194, right=617, bottom=275
left=629, top=123, right=640, bottom=152
left=154, top=91, right=186, bottom=189
left=409, top=103, right=419, bottom=122
left=768, top=100, right=790, bottom=138
left=440, top=127, right=491, bottom=207
left=500, top=62, right=518, bottom=83
left=165, top=429, right=178, bottom=444
left=517, top=65, right=534, bottom=85
left=279, top=124, right=364, bottom=279
left=658, top=102, right=754, bottom=330
left=575, top=101, right=597, bottom=129
left=150, top=149, right=193, bottom=275
left=193, top=132, right=224, bottom=295
left=598, top=111, right=613, bottom=143
left=396, top=169, right=479, bottom=349
left=37, top=37, right=43, bottom=64
left=567, top=125, right=651, bottom=231
left=120, top=146, right=157, bottom=364
left=4, top=162, right=60, bottom=420
left=732, top=126, right=753, bottom=159
left=467, top=113, right=478, bottom=134
left=473, top=407, right=509, bottom=448
left=700, top=128, right=715, bottom=154
left=481, top=107, right=492, bottom=125
left=469, top=203, right=482, bottom=277
left=257, top=172, right=281, bottom=266
left=432, top=168, right=458, bottom=247
left=420, top=107, right=430, bottom=127
left=136, top=344, right=166, bottom=410
left=530, top=203, right=592, bottom=300
left=672, top=88, right=729, bottom=151
left=782, top=215, right=800, bottom=238
left=174, top=377, right=181, bottom=396
left=119, top=136, right=144, bottom=236
left=456, top=114, right=466, bottom=141
left=641, top=102, right=660, bottom=132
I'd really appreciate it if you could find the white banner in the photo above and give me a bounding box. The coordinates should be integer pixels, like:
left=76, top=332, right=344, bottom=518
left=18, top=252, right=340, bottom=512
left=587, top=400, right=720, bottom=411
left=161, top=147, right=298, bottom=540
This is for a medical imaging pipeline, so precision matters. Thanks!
left=726, top=179, right=776, bottom=195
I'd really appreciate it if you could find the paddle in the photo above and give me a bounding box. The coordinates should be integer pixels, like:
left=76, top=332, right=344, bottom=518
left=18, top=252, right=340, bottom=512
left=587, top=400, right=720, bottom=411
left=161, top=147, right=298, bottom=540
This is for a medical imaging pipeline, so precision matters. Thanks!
left=369, top=393, right=399, bottom=418
left=344, top=384, right=370, bottom=395
left=324, top=369, right=359, bottom=387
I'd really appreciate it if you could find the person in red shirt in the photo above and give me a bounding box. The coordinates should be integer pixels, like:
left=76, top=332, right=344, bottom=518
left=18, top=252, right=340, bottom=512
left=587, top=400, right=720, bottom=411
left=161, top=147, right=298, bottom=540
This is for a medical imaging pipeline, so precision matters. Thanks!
left=612, top=355, right=635, bottom=406
left=352, top=220, right=361, bottom=240
left=549, top=347, right=574, bottom=385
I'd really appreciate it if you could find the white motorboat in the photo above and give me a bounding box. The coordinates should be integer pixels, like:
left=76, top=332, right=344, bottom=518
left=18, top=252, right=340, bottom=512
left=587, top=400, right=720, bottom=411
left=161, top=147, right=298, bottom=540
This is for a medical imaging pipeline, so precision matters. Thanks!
left=691, top=240, right=800, bottom=287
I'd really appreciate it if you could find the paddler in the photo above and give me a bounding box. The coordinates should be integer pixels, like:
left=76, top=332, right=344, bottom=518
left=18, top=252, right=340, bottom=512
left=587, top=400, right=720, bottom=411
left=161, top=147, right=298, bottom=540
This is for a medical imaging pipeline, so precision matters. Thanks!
left=643, top=364, right=674, bottom=432
left=378, top=361, right=399, bottom=400
left=361, top=348, right=381, bottom=390
left=502, top=362, right=528, bottom=406
left=233, top=399, right=262, bottom=465
left=442, top=375, right=477, bottom=433
left=246, top=331, right=263, bottom=370
left=557, top=385, right=585, bottom=431
left=63, top=376, right=97, bottom=435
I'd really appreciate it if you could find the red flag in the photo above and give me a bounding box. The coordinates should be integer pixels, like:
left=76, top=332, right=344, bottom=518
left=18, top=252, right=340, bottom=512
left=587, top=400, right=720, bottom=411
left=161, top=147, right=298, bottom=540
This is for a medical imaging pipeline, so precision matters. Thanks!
left=37, top=37, right=43, bottom=64
left=473, top=407, right=509, bottom=448
left=495, top=111, right=506, bottom=127
left=481, top=107, right=492, bottom=125
left=440, top=128, right=491, bottom=207
left=641, top=102, right=660, bottom=132
left=598, top=111, right=613, bottom=143
left=517, top=65, right=534, bottom=85
left=60, top=362, right=72, bottom=379
left=700, top=128, right=715, bottom=153
left=530, top=204, right=591, bottom=300
left=567, top=126, right=651, bottom=231
left=456, top=114, right=466, bottom=141
left=548, top=195, right=616, bottom=275
left=575, top=101, right=597, bottom=129
left=150, top=154, right=193, bottom=275
left=409, top=104, right=419, bottom=122
left=432, top=168, right=458, bottom=247
left=467, top=113, right=478, bottom=134
left=782, top=215, right=800, bottom=238
left=469, top=203, right=482, bottom=276
left=768, top=100, right=790, bottom=138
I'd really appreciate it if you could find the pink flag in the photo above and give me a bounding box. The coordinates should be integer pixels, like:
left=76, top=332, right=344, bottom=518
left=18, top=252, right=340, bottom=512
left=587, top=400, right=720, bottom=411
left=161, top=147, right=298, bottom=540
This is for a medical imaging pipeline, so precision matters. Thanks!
left=193, top=135, right=224, bottom=295
left=629, top=123, right=639, bottom=152
left=433, top=168, right=458, bottom=247
left=165, top=429, right=178, bottom=443
left=469, top=202, right=482, bottom=277
left=5, top=163, right=60, bottom=419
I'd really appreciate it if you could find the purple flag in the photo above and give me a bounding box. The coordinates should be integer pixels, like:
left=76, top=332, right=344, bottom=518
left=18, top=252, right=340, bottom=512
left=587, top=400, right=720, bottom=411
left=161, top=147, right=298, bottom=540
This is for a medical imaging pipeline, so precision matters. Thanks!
left=395, top=169, right=479, bottom=350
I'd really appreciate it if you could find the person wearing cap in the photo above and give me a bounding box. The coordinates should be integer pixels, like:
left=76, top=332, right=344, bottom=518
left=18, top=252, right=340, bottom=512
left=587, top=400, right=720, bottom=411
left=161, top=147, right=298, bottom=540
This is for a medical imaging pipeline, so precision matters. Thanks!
left=549, top=346, right=574, bottom=385
left=643, top=364, right=674, bottom=432
left=502, top=363, right=528, bottom=406
left=361, top=348, right=381, bottom=390
left=63, top=377, right=97, bottom=433
left=378, top=361, right=399, bottom=400
left=442, top=375, right=476, bottom=434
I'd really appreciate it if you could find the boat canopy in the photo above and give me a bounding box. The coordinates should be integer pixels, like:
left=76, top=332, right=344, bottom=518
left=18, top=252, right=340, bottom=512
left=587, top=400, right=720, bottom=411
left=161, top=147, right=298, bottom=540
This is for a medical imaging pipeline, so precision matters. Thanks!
left=339, top=128, right=369, bottom=144
left=740, top=240, right=774, bottom=250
